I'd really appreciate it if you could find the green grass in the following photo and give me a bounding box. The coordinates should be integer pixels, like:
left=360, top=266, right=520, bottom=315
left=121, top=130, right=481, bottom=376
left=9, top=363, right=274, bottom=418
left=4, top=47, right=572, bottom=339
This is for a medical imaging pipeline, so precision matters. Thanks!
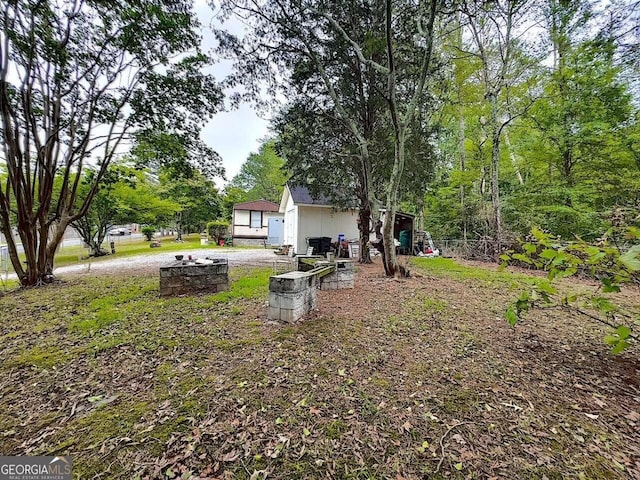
left=0, top=260, right=634, bottom=479
left=411, top=257, right=544, bottom=286
left=0, top=234, right=263, bottom=275
left=10, top=345, right=73, bottom=369
left=203, top=268, right=272, bottom=304
left=0, top=266, right=274, bottom=477
left=0, top=278, right=18, bottom=291
left=53, top=234, right=221, bottom=267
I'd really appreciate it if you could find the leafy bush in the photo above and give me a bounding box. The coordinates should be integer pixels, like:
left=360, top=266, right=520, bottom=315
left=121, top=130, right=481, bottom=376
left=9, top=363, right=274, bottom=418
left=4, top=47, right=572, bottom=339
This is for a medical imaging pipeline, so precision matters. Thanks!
left=141, top=226, right=156, bottom=241
left=501, top=227, right=640, bottom=353
left=207, top=220, right=229, bottom=244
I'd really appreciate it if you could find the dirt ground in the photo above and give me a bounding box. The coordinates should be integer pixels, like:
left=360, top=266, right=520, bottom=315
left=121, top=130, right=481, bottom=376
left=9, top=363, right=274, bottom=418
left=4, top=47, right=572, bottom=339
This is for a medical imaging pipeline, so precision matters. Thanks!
left=0, top=257, right=638, bottom=479
left=310, top=260, right=640, bottom=478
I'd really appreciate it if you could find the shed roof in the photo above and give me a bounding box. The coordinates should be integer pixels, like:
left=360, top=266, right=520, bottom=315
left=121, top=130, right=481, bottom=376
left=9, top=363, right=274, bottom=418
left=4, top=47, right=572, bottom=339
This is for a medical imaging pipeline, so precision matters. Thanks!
left=288, top=186, right=332, bottom=206
left=233, top=199, right=280, bottom=212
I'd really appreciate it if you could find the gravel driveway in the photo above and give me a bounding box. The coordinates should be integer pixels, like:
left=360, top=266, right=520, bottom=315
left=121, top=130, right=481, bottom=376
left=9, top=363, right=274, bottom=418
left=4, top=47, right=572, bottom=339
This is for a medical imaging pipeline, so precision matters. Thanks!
left=6, top=248, right=278, bottom=281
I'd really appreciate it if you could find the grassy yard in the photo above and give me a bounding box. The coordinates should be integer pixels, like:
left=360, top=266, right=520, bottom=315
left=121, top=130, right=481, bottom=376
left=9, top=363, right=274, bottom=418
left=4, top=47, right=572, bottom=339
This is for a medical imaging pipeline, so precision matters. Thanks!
left=0, top=259, right=638, bottom=479
left=0, top=234, right=243, bottom=279
left=9, top=234, right=224, bottom=270
left=53, top=235, right=209, bottom=266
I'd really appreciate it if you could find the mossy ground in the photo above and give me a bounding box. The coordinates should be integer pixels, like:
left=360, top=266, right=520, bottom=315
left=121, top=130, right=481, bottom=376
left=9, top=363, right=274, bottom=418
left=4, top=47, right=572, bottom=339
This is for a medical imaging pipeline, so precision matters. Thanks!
left=0, top=259, right=637, bottom=479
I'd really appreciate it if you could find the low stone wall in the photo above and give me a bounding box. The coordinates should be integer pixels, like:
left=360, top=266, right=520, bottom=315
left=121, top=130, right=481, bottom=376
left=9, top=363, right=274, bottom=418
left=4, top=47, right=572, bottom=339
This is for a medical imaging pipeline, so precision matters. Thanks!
left=269, top=271, right=318, bottom=323
left=269, top=260, right=355, bottom=322
left=232, top=237, right=265, bottom=247
left=160, top=259, right=229, bottom=297
left=320, top=260, right=355, bottom=290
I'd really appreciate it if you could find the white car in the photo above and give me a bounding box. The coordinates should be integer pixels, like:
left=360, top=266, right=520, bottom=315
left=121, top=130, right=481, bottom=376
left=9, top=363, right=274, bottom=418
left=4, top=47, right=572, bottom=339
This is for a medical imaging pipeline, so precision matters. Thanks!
left=108, top=227, right=131, bottom=236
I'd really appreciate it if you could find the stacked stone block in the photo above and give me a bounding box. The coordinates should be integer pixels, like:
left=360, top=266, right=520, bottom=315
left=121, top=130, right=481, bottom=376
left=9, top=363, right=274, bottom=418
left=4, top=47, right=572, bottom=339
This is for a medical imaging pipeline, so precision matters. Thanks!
left=320, top=260, right=355, bottom=290
left=269, top=271, right=319, bottom=323
left=160, top=259, right=229, bottom=297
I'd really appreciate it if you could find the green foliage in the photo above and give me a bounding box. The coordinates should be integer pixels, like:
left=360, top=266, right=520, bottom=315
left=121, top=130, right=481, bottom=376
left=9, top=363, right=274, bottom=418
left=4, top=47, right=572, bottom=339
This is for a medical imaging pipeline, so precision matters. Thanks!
left=132, top=129, right=224, bottom=182
left=141, top=226, right=156, bottom=241
left=0, top=0, right=223, bottom=286
left=71, top=165, right=180, bottom=255
left=207, top=220, right=230, bottom=243
left=226, top=140, right=287, bottom=203
left=159, top=170, right=221, bottom=234
left=502, top=228, right=640, bottom=353
left=424, top=0, right=640, bottom=246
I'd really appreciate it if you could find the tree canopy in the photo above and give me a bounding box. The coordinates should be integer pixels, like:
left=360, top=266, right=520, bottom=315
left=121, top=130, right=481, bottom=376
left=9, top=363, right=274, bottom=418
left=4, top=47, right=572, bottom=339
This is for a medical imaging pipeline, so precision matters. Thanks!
left=0, top=0, right=223, bottom=285
left=225, top=139, right=287, bottom=204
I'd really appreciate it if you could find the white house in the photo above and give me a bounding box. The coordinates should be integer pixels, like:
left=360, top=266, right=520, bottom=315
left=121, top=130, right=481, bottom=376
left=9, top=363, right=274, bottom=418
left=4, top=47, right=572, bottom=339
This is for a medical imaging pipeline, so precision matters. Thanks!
left=279, top=185, right=360, bottom=255
left=279, top=185, right=417, bottom=255
left=232, top=200, right=284, bottom=247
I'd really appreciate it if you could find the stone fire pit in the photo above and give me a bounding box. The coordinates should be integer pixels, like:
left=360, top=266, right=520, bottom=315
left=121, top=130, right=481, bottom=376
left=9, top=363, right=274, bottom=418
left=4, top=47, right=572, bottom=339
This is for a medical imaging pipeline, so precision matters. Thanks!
left=159, top=257, right=229, bottom=297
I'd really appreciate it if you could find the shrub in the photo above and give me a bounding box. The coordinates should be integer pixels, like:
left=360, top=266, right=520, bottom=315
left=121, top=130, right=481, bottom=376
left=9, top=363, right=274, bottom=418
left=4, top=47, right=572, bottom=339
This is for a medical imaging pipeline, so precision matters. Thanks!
left=502, top=227, right=640, bottom=353
left=141, top=226, right=156, bottom=241
left=207, top=220, right=229, bottom=244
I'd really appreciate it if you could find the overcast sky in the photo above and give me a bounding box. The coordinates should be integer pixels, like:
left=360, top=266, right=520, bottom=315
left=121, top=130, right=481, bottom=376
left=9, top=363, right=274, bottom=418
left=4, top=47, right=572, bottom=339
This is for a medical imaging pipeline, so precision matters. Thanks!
left=193, top=0, right=271, bottom=189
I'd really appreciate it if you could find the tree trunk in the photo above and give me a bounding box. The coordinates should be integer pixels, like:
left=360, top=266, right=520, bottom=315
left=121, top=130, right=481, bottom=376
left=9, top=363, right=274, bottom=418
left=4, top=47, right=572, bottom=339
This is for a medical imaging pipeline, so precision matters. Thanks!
left=176, top=212, right=183, bottom=242
left=358, top=202, right=372, bottom=263
left=504, top=131, right=524, bottom=185
left=13, top=219, right=69, bottom=286
left=371, top=220, right=390, bottom=276
left=382, top=132, right=406, bottom=277
left=459, top=112, right=468, bottom=241
left=357, top=144, right=376, bottom=264
left=488, top=93, right=503, bottom=250
left=72, top=220, right=108, bottom=257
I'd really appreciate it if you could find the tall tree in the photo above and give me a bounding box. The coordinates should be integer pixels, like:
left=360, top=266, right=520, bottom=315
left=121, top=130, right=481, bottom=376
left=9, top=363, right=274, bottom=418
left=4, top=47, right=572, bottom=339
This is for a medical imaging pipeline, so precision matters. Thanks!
left=70, top=166, right=180, bottom=256
left=217, top=0, right=441, bottom=275
left=516, top=0, right=638, bottom=238
left=0, top=0, right=223, bottom=286
left=226, top=139, right=287, bottom=203
left=460, top=0, right=537, bottom=248
left=217, top=0, right=386, bottom=265
left=160, top=170, right=221, bottom=239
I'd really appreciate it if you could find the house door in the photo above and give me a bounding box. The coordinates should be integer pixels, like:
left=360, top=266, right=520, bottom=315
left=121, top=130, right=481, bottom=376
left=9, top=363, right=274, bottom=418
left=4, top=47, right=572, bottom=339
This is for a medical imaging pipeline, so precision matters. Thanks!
left=267, top=217, right=284, bottom=246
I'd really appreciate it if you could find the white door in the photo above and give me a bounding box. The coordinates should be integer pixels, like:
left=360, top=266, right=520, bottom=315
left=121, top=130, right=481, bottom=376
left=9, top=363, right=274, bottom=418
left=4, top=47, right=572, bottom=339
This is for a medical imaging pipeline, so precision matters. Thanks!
left=268, top=217, right=285, bottom=246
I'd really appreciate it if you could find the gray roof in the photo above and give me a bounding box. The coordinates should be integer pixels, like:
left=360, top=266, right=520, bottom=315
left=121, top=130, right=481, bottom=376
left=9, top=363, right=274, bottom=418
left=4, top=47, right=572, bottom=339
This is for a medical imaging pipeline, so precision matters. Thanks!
left=289, top=185, right=332, bottom=206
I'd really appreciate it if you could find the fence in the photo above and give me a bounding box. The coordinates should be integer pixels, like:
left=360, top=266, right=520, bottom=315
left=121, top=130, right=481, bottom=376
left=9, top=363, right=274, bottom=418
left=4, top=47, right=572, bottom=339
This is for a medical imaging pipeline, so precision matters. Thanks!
left=432, top=238, right=513, bottom=261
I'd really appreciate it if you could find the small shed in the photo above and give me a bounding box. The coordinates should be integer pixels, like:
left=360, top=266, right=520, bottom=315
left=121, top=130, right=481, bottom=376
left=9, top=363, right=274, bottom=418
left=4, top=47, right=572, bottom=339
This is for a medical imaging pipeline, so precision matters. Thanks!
left=279, top=185, right=359, bottom=255
left=232, top=200, right=284, bottom=247
left=279, top=185, right=416, bottom=255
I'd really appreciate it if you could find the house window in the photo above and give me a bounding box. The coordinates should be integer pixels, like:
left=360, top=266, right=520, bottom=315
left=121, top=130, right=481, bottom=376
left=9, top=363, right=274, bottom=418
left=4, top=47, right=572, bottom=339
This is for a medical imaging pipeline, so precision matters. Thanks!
left=250, top=211, right=262, bottom=228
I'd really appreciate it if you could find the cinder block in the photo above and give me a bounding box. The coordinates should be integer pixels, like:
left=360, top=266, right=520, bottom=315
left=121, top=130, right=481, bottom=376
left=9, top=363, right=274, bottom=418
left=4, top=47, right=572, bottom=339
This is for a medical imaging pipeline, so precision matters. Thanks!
left=269, top=292, right=280, bottom=309
left=279, top=292, right=305, bottom=310
left=305, top=287, right=317, bottom=305
left=279, top=309, right=296, bottom=323
left=268, top=306, right=281, bottom=321
left=159, top=259, right=229, bottom=297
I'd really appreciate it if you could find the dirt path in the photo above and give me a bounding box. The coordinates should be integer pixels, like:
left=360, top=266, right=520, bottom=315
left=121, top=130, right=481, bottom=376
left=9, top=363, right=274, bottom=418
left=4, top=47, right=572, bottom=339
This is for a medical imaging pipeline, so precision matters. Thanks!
left=6, top=248, right=278, bottom=281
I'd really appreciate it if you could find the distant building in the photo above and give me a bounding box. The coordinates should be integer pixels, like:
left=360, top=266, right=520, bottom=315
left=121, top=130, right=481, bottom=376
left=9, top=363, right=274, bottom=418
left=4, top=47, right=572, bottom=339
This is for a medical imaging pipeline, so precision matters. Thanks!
left=232, top=200, right=284, bottom=247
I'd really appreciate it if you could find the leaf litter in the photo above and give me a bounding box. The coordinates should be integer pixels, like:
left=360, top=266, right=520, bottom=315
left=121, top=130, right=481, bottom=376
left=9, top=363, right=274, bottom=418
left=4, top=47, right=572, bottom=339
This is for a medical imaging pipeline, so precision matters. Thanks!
left=0, top=259, right=638, bottom=478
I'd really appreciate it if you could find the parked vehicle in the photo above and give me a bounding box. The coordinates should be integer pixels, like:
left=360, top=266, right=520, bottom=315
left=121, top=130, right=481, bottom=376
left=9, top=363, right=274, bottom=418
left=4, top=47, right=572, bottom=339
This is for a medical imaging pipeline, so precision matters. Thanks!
left=108, top=227, right=131, bottom=236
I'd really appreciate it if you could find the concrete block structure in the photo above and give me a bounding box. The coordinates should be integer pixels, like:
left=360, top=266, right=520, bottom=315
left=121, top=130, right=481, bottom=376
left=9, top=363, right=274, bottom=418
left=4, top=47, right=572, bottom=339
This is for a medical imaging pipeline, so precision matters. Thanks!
left=268, top=260, right=355, bottom=322
left=268, top=271, right=319, bottom=323
left=160, top=259, right=229, bottom=297
left=320, top=260, right=355, bottom=290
